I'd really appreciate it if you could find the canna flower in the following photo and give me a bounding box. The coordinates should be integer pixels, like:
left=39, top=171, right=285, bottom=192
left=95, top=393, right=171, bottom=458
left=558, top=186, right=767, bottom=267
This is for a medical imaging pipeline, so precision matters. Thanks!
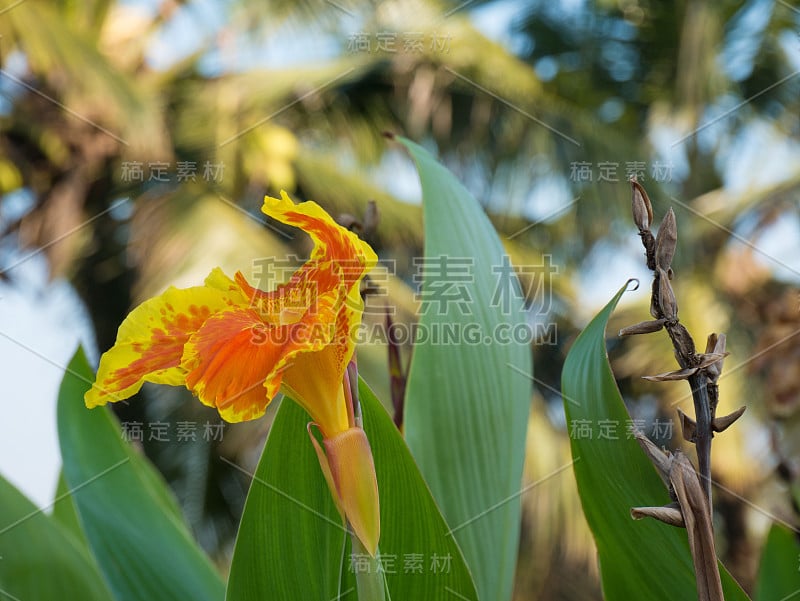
left=84, top=191, right=381, bottom=555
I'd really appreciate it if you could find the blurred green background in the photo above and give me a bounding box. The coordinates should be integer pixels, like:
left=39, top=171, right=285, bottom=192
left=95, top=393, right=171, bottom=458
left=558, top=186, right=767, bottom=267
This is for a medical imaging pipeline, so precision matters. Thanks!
left=1, top=0, right=798, bottom=598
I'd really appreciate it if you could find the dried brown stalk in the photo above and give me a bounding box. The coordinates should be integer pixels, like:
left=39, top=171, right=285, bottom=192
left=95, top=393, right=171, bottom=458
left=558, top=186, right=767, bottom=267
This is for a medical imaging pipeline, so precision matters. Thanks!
left=622, top=178, right=748, bottom=600
left=632, top=433, right=724, bottom=601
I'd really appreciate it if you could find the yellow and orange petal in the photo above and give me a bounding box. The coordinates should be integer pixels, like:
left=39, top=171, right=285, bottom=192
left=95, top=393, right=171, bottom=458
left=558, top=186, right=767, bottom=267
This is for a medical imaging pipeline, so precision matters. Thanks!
left=181, top=273, right=347, bottom=423
left=280, top=285, right=363, bottom=437
left=180, top=308, right=282, bottom=422
left=262, top=192, right=378, bottom=277
left=87, top=192, right=378, bottom=434
left=84, top=283, right=245, bottom=408
left=234, top=260, right=341, bottom=327
left=204, top=267, right=251, bottom=301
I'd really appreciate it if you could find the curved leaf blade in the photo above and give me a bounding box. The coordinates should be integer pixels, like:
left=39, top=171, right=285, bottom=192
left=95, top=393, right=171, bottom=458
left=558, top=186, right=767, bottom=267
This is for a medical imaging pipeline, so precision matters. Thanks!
left=398, top=137, right=531, bottom=601
left=359, top=379, right=478, bottom=600
left=754, top=523, right=800, bottom=601
left=224, top=403, right=346, bottom=601
left=225, top=380, right=479, bottom=600
left=52, top=471, right=90, bottom=549
left=57, top=347, right=225, bottom=601
left=561, top=283, right=749, bottom=600
left=0, top=473, right=112, bottom=601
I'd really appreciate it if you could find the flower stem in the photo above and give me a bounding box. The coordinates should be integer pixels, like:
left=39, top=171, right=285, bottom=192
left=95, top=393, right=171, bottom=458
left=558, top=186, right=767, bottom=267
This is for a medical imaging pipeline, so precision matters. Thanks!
left=351, top=532, right=386, bottom=601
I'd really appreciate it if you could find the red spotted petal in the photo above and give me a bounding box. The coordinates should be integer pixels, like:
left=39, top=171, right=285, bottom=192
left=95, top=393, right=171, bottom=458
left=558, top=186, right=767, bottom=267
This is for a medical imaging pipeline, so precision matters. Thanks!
left=181, top=273, right=347, bottom=424
left=85, top=280, right=245, bottom=407
left=280, top=284, right=363, bottom=437
left=261, top=192, right=378, bottom=282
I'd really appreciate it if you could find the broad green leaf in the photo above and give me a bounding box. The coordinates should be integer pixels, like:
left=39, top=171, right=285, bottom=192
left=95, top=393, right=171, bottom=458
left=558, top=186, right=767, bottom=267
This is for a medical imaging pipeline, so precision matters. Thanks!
left=225, top=402, right=346, bottom=601
left=226, top=379, right=479, bottom=601
left=0, top=472, right=112, bottom=601
left=755, top=523, right=800, bottom=600
left=398, top=137, right=531, bottom=601
left=52, top=470, right=89, bottom=548
left=57, top=347, right=225, bottom=601
left=562, top=283, right=749, bottom=600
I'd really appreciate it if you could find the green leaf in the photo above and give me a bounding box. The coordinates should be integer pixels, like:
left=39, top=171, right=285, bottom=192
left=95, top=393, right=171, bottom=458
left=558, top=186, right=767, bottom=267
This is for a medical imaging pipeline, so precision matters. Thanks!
left=52, top=470, right=89, bottom=548
left=225, top=380, right=479, bottom=600
left=755, top=522, right=800, bottom=600
left=0, top=472, right=112, bottom=601
left=397, top=136, right=531, bottom=601
left=57, top=346, right=225, bottom=601
left=225, top=403, right=345, bottom=601
left=561, top=282, right=749, bottom=600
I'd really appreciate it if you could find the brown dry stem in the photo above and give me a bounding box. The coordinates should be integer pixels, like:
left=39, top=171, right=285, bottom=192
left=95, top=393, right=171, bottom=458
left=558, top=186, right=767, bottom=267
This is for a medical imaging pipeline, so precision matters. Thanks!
left=622, top=178, right=748, bottom=600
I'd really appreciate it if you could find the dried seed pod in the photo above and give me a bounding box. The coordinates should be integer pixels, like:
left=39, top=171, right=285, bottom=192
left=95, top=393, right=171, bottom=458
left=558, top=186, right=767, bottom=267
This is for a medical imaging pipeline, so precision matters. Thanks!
left=704, top=333, right=718, bottom=354
left=634, top=431, right=673, bottom=488
left=649, top=279, right=660, bottom=318
left=631, top=179, right=653, bottom=231
left=677, top=408, right=697, bottom=442
left=619, top=319, right=665, bottom=336
left=670, top=324, right=697, bottom=361
left=657, top=267, right=678, bottom=320
left=712, top=407, right=746, bottom=432
left=713, top=334, right=727, bottom=355
left=631, top=504, right=685, bottom=527
left=641, top=229, right=657, bottom=271
left=704, top=333, right=727, bottom=382
left=695, top=352, right=729, bottom=371
left=655, top=208, right=678, bottom=271
left=642, top=367, right=698, bottom=382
